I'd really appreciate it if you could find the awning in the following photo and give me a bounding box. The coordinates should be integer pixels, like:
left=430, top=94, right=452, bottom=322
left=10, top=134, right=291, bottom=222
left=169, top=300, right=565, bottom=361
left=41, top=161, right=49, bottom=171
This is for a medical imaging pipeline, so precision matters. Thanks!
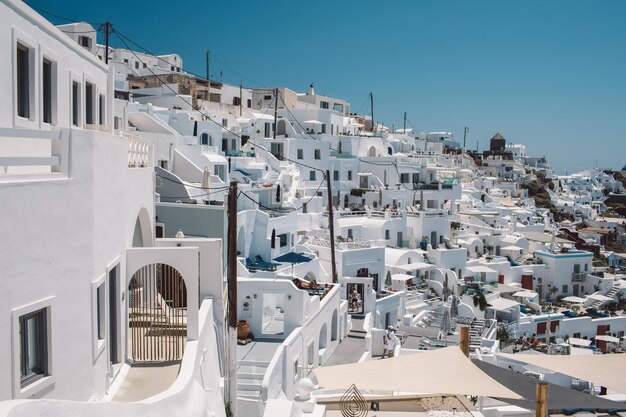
left=498, top=284, right=523, bottom=294
left=250, top=112, right=275, bottom=121
left=473, top=360, right=626, bottom=411
left=488, top=297, right=520, bottom=311
left=562, top=296, right=586, bottom=304
left=313, top=347, right=522, bottom=399
left=521, top=231, right=571, bottom=244
left=568, top=337, right=591, bottom=347
left=588, top=294, right=612, bottom=302
left=513, top=291, right=538, bottom=298
left=595, top=335, right=620, bottom=343
left=303, top=120, right=324, bottom=125
left=497, top=352, right=626, bottom=394
left=466, top=265, right=497, bottom=273
left=392, top=262, right=435, bottom=272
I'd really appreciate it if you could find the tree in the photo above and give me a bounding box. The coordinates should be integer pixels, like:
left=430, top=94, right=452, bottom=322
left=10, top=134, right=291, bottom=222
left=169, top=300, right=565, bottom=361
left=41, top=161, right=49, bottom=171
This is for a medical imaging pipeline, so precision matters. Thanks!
left=496, top=324, right=511, bottom=345
left=472, top=293, right=490, bottom=311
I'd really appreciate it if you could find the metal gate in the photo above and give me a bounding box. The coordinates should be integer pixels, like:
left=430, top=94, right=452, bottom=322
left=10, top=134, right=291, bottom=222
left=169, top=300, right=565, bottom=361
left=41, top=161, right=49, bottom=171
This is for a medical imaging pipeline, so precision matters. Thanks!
left=128, top=263, right=187, bottom=362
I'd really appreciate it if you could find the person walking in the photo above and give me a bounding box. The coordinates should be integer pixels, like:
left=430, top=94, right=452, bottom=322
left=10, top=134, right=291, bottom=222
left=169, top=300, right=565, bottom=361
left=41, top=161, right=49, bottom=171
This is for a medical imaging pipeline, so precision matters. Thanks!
left=383, top=326, right=400, bottom=358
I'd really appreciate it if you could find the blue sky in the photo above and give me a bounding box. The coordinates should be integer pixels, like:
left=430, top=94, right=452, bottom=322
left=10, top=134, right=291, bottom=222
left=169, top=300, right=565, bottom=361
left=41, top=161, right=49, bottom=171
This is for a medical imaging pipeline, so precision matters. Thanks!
left=30, top=0, right=626, bottom=173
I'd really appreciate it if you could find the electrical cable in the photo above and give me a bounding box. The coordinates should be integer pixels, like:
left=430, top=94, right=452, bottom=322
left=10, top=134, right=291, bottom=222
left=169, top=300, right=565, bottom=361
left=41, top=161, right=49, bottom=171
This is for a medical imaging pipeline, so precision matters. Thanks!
left=113, top=29, right=326, bottom=173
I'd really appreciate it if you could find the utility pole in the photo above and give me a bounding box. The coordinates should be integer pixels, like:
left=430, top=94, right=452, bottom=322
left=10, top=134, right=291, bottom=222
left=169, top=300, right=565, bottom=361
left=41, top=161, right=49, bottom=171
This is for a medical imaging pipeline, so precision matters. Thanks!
left=239, top=80, right=243, bottom=117
left=227, top=181, right=238, bottom=417
left=103, top=22, right=111, bottom=65
left=370, top=92, right=375, bottom=132
left=403, top=112, right=407, bottom=133
left=463, top=127, right=469, bottom=150
left=325, top=170, right=338, bottom=283
left=273, top=88, right=278, bottom=140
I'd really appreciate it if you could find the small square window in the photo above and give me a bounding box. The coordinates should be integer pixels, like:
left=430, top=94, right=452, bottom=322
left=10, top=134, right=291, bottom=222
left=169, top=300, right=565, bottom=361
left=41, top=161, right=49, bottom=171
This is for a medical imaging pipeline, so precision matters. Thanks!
left=333, top=170, right=339, bottom=181
left=309, top=171, right=316, bottom=181
left=297, top=149, right=304, bottom=160
left=347, top=171, right=353, bottom=181
left=314, top=149, right=321, bottom=160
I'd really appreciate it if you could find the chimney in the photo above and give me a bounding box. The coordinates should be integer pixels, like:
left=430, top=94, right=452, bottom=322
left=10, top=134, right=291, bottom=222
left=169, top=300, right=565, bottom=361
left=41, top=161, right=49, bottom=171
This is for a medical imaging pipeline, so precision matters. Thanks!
left=309, top=82, right=315, bottom=96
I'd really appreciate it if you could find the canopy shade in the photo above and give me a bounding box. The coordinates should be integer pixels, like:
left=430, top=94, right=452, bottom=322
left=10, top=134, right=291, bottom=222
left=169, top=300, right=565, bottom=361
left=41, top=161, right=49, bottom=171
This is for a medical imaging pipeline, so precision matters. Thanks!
left=587, top=294, right=612, bottom=302
left=568, top=337, right=591, bottom=347
left=303, top=120, right=324, bottom=125
left=561, top=296, right=586, bottom=304
left=473, top=360, right=626, bottom=411
left=594, top=335, right=620, bottom=343
left=313, top=346, right=522, bottom=399
left=498, top=352, right=626, bottom=394
left=392, top=262, right=434, bottom=272
left=488, top=297, right=520, bottom=311
left=513, top=291, right=538, bottom=298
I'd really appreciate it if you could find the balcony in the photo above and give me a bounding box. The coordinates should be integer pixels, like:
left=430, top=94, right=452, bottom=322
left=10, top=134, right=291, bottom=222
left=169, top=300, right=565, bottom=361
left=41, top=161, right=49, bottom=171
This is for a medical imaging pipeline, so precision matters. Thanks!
left=0, top=127, right=70, bottom=182
left=572, top=272, right=586, bottom=282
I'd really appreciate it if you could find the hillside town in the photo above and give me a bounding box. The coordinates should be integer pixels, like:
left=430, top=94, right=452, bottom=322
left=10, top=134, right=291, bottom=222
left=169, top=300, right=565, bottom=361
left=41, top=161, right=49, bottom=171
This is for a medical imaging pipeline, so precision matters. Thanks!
left=1, top=2, right=626, bottom=417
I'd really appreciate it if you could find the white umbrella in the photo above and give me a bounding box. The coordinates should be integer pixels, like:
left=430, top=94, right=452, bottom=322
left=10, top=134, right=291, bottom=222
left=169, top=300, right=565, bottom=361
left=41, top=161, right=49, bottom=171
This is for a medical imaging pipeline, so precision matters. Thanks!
left=303, top=120, right=324, bottom=125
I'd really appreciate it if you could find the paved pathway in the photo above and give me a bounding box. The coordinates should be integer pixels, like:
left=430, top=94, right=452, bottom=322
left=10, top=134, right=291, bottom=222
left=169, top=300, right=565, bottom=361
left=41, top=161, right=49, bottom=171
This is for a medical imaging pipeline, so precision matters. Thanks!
left=113, top=361, right=181, bottom=402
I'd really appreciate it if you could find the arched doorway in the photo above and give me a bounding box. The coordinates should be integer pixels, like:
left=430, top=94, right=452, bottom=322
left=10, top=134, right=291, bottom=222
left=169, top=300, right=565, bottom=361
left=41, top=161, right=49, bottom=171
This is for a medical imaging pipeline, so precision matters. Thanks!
left=368, top=146, right=376, bottom=157
left=128, top=263, right=187, bottom=362
left=132, top=208, right=152, bottom=248
left=237, top=227, right=246, bottom=257
left=277, top=120, right=287, bottom=136
left=318, top=323, right=328, bottom=364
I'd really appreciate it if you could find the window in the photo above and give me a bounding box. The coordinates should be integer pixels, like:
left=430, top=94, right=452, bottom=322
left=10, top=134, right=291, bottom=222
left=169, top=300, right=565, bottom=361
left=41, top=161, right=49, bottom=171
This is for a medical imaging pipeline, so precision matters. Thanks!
left=321, top=124, right=326, bottom=134
left=85, top=82, right=95, bottom=125
left=143, top=63, right=147, bottom=68
left=123, top=59, right=129, bottom=64
left=309, top=171, right=316, bottom=181
left=72, top=81, right=80, bottom=126
left=233, top=96, right=241, bottom=106
left=314, top=149, right=321, bottom=159
left=16, top=43, right=30, bottom=118
left=222, top=118, right=228, bottom=128
left=347, top=229, right=353, bottom=238
left=297, top=149, right=304, bottom=159
left=385, top=230, right=390, bottom=240
left=302, top=203, right=307, bottom=214
left=279, top=234, right=288, bottom=248
left=170, top=65, right=175, bottom=71
left=78, top=36, right=91, bottom=48
left=42, top=58, right=53, bottom=124
left=134, top=61, right=139, bottom=69
left=98, top=94, right=105, bottom=125
left=19, top=309, right=48, bottom=387
left=562, top=285, right=568, bottom=293
left=264, top=122, right=271, bottom=138
left=247, top=99, right=252, bottom=108
left=264, top=95, right=272, bottom=100
left=347, top=171, right=353, bottom=181
left=333, top=170, right=339, bottom=181
left=400, top=173, right=409, bottom=183
left=320, top=101, right=329, bottom=109
left=96, top=283, right=105, bottom=340
left=333, top=103, right=343, bottom=113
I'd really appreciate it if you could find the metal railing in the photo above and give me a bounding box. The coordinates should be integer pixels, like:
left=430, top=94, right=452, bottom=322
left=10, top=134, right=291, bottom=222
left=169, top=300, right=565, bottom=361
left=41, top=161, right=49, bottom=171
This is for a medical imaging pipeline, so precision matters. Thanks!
left=572, top=272, right=586, bottom=282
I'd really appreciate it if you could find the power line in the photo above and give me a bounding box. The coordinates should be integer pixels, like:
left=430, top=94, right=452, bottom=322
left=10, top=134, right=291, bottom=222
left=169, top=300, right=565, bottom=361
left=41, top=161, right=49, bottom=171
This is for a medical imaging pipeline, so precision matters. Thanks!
left=25, top=2, right=102, bottom=25
left=113, top=29, right=325, bottom=173
left=156, top=173, right=229, bottom=190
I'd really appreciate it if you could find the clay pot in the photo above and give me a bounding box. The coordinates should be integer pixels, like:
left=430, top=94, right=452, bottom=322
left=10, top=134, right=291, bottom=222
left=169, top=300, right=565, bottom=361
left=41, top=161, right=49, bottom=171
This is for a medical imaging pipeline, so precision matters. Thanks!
left=237, top=320, right=250, bottom=338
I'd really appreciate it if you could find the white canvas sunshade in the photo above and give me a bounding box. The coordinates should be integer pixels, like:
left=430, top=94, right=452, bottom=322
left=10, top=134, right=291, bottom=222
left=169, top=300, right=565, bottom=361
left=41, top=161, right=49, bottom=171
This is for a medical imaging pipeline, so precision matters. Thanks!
left=303, top=120, right=324, bottom=125
left=587, top=294, right=612, bottom=302
left=314, top=346, right=521, bottom=399
left=594, top=335, right=620, bottom=343
left=513, top=291, right=538, bottom=298
left=562, top=296, right=586, bottom=304
left=498, top=352, right=626, bottom=394
left=568, top=337, right=591, bottom=347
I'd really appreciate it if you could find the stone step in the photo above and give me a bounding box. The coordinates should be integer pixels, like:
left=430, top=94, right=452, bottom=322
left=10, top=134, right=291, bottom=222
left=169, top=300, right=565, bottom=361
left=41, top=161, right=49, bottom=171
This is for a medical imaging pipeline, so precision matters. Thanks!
left=238, top=378, right=263, bottom=391
left=237, top=389, right=263, bottom=399
left=238, top=372, right=265, bottom=380
left=237, top=359, right=271, bottom=367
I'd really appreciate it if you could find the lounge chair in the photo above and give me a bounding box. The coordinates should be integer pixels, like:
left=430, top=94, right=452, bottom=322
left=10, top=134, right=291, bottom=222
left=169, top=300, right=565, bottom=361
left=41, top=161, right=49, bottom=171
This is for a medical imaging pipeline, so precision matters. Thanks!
left=255, top=255, right=279, bottom=271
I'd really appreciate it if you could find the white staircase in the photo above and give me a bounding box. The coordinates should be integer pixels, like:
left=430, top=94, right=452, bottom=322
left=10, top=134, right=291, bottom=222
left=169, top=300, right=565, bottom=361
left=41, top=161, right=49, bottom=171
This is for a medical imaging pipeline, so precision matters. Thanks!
left=590, top=282, right=620, bottom=308
left=236, top=359, right=269, bottom=417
